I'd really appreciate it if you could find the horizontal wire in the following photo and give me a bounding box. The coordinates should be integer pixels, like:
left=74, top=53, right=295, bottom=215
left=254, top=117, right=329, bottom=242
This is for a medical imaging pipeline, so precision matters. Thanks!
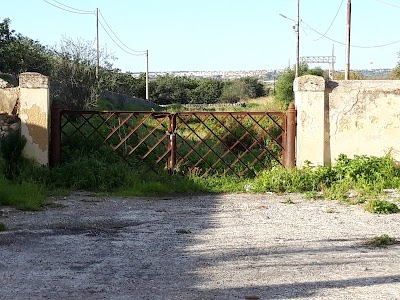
left=51, top=0, right=94, bottom=13
left=301, top=20, right=400, bottom=48
left=99, top=11, right=147, bottom=53
left=42, top=0, right=94, bottom=14
left=98, top=20, right=147, bottom=56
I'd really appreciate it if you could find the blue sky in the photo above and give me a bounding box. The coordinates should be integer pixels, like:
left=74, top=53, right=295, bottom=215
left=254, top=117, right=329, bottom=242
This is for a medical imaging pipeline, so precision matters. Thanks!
left=2, top=0, right=400, bottom=72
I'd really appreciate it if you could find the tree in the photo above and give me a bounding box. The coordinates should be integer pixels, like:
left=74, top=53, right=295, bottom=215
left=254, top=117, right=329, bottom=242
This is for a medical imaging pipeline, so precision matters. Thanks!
left=50, top=37, right=116, bottom=110
left=0, top=18, right=52, bottom=76
left=190, top=78, right=223, bottom=104
left=150, top=74, right=198, bottom=104
left=274, top=64, right=325, bottom=106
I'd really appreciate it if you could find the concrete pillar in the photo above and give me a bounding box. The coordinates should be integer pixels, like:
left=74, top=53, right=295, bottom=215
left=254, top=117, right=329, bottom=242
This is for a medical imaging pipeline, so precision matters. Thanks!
left=293, top=75, right=326, bottom=166
left=19, top=72, right=50, bottom=165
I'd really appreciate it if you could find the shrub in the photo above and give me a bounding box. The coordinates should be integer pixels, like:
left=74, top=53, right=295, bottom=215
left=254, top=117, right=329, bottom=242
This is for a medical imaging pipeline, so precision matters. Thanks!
left=0, top=223, right=7, bottom=231
left=364, top=234, right=397, bottom=247
left=365, top=199, right=399, bottom=214
left=0, top=130, right=27, bottom=180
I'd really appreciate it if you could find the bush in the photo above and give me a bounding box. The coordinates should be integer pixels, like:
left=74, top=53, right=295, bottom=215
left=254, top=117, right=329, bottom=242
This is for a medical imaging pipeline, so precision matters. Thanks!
left=365, top=199, right=399, bottom=214
left=0, top=130, right=27, bottom=180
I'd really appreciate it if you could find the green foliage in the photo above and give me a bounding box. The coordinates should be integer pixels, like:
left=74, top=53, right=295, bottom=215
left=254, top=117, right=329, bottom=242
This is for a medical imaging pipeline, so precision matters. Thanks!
left=0, top=175, right=45, bottom=210
left=274, top=68, right=295, bottom=106
left=0, top=73, right=17, bottom=86
left=274, top=64, right=326, bottom=106
left=365, top=199, right=399, bottom=214
left=50, top=37, right=110, bottom=110
left=0, top=18, right=52, bottom=76
left=250, top=155, right=400, bottom=207
left=150, top=75, right=266, bottom=105
left=39, top=156, right=139, bottom=191
left=0, top=223, right=7, bottom=231
left=333, top=154, right=400, bottom=191
left=220, top=77, right=265, bottom=103
left=150, top=74, right=197, bottom=105
left=0, top=130, right=27, bottom=180
left=364, top=234, right=397, bottom=247
left=191, top=78, right=223, bottom=104
left=251, top=164, right=334, bottom=193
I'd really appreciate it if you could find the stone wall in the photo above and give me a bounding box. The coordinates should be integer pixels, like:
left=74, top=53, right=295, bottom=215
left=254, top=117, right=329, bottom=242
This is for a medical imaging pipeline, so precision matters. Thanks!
left=0, top=114, right=20, bottom=139
left=294, top=75, right=400, bottom=166
left=0, top=78, right=20, bottom=142
left=0, top=73, right=50, bottom=165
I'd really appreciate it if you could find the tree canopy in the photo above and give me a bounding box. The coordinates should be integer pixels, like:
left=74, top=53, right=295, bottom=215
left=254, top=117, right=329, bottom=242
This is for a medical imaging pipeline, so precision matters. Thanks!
left=0, top=18, right=52, bottom=76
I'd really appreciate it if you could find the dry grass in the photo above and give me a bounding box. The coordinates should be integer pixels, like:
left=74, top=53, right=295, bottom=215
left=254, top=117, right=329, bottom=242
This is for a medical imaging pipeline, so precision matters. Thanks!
left=243, top=96, right=286, bottom=112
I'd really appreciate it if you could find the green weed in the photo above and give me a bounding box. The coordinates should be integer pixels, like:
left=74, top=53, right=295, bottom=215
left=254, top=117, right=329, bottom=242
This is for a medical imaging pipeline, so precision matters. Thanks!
left=0, top=175, right=45, bottom=211
left=364, top=234, right=397, bottom=247
left=0, top=223, right=7, bottom=232
left=0, top=130, right=27, bottom=180
left=303, top=191, right=322, bottom=200
left=364, top=199, right=399, bottom=214
left=282, top=198, right=296, bottom=204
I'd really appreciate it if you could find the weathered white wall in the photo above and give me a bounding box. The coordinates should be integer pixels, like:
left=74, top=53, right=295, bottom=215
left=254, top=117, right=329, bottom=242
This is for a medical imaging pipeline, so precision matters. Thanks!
left=294, top=76, right=400, bottom=166
left=0, top=79, right=20, bottom=140
left=19, top=72, right=50, bottom=165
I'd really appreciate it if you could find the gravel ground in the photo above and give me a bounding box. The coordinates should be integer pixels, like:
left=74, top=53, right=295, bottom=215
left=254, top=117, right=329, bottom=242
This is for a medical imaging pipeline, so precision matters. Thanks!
left=1, top=192, right=400, bottom=300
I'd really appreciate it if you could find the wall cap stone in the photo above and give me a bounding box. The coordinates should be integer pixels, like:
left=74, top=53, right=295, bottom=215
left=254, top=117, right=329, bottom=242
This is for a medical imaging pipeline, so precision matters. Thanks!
left=19, top=72, right=48, bottom=89
left=293, top=75, right=325, bottom=92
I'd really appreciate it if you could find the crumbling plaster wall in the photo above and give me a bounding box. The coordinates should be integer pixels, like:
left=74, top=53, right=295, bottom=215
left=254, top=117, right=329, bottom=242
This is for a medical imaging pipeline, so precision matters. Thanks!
left=294, top=75, right=400, bottom=166
left=19, top=73, right=50, bottom=165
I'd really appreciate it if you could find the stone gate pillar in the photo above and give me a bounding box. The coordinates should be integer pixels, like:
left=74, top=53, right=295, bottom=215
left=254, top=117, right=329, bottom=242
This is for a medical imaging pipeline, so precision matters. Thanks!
left=19, top=72, right=50, bottom=165
left=293, top=75, right=327, bottom=166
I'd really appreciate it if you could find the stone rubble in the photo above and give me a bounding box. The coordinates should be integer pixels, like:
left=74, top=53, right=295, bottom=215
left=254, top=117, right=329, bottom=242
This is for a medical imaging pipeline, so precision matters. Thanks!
left=0, top=113, right=20, bottom=139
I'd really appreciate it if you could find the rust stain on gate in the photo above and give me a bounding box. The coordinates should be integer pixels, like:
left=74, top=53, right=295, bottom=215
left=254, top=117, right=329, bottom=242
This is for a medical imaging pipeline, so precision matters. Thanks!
left=50, top=104, right=296, bottom=177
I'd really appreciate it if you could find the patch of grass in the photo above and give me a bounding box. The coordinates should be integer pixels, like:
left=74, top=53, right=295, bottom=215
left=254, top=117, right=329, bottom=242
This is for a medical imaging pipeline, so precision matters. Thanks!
left=0, top=223, right=7, bottom=232
left=243, top=96, right=286, bottom=112
left=364, top=199, right=399, bottom=214
left=303, top=191, right=322, bottom=200
left=282, top=198, right=296, bottom=204
left=364, top=234, right=397, bottom=247
left=116, top=173, right=248, bottom=196
left=0, top=175, right=45, bottom=211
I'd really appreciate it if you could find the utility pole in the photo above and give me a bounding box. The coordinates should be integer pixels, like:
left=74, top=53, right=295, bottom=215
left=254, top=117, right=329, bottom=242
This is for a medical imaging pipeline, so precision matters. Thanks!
left=295, top=0, right=300, bottom=78
left=345, top=0, right=351, bottom=80
left=96, top=8, right=99, bottom=79
left=146, top=50, right=149, bottom=100
left=331, top=44, right=335, bottom=80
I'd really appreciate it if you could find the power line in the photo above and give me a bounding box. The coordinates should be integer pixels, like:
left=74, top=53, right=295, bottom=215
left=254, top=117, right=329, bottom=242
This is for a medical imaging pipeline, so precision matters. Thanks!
left=313, top=0, right=344, bottom=41
left=301, top=19, right=400, bottom=48
left=375, top=0, right=400, bottom=9
left=50, top=0, right=94, bottom=13
left=99, top=11, right=146, bottom=53
left=42, top=0, right=94, bottom=15
left=98, top=20, right=146, bottom=56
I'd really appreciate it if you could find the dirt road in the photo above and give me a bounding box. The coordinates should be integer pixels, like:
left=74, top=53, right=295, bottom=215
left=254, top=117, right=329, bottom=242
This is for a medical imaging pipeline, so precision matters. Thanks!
left=1, top=192, right=400, bottom=299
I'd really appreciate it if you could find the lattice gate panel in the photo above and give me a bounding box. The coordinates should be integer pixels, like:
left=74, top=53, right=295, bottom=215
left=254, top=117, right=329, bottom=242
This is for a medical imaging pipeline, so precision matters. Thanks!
left=173, top=112, right=286, bottom=177
left=60, top=111, right=171, bottom=173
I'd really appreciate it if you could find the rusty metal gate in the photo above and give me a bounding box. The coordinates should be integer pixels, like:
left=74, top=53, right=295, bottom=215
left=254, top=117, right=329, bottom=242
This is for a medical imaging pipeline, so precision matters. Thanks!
left=50, top=103, right=296, bottom=177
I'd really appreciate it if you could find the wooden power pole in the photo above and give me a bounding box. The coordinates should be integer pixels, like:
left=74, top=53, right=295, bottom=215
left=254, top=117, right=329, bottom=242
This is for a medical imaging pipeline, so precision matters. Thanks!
left=295, top=0, right=300, bottom=78
left=345, top=0, right=351, bottom=80
left=96, top=8, right=99, bottom=79
left=146, top=50, right=149, bottom=100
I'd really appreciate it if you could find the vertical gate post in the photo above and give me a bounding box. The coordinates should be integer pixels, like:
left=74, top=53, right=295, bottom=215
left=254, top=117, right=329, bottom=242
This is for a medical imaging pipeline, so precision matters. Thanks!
left=49, top=101, right=62, bottom=167
left=168, top=114, right=177, bottom=171
left=285, top=102, right=296, bottom=168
